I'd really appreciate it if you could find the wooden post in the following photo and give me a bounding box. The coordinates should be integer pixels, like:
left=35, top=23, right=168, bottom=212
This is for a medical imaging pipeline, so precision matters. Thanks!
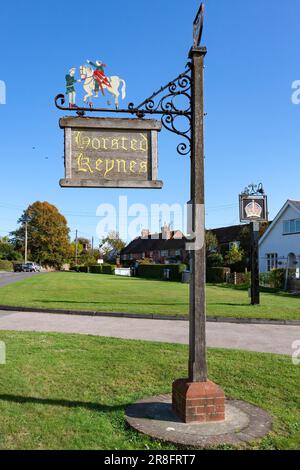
left=24, top=222, right=28, bottom=264
left=172, top=45, right=226, bottom=424
left=250, top=221, right=260, bottom=305
left=75, top=230, right=78, bottom=267
left=188, top=46, right=207, bottom=383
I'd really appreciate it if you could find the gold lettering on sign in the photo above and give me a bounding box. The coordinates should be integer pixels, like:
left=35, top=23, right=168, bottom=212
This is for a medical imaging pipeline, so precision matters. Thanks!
left=139, top=134, right=148, bottom=152
left=102, top=138, right=109, bottom=150
left=73, top=130, right=150, bottom=153
left=75, top=131, right=83, bottom=149
left=92, top=138, right=101, bottom=150
left=131, top=139, right=137, bottom=151
left=111, top=139, right=120, bottom=150
left=95, top=159, right=103, bottom=172
left=116, top=160, right=127, bottom=173
left=130, top=161, right=137, bottom=173
left=121, top=137, right=128, bottom=151
left=104, top=159, right=115, bottom=177
left=140, top=161, right=148, bottom=173
left=77, top=154, right=93, bottom=173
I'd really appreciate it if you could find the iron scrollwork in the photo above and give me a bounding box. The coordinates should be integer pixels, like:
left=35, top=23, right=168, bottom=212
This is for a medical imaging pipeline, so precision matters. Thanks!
left=55, top=66, right=192, bottom=156
left=128, top=65, right=192, bottom=156
left=242, top=183, right=265, bottom=196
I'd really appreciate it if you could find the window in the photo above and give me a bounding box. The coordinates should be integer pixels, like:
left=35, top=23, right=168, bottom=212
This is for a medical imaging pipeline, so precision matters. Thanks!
left=160, top=250, right=168, bottom=257
left=266, top=253, right=278, bottom=272
left=283, top=219, right=300, bottom=234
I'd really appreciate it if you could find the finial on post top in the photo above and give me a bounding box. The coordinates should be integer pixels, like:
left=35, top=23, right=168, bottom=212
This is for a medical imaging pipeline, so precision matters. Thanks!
left=193, top=2, right=205, bottom=47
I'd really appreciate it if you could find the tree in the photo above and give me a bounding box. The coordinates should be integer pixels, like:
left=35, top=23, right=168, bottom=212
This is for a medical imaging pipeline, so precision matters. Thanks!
left=225, top=243, right=244, bottom=266
left=205, top=231, right=218, bottom=255
left=11, top=201, right=71, bottom=268
left=0, top=237, right=22, bottom=261
left=207, top=252, right=223, bottom=268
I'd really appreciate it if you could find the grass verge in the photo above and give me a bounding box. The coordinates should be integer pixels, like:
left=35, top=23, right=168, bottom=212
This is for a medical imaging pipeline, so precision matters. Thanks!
left=0, top=331, right=299, bottom=449
left=0, top=272, right=299, bottom=320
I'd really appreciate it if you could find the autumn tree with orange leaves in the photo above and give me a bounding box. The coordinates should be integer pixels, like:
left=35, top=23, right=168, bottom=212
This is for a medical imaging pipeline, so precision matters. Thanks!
left=11, top=201, right=71, bottom=268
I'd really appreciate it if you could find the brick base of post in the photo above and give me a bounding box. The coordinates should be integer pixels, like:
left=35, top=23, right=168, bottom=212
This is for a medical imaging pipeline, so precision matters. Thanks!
left=172, top=379, right=225, bottom=424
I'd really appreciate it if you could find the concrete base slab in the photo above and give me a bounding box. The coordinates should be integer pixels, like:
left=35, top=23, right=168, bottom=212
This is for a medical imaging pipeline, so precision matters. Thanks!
left=126, top=394, right=272, bottom=448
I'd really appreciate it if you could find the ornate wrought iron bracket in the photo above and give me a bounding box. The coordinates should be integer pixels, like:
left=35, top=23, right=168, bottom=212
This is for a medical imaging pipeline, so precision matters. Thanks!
left=55, top=64, right=192, bottom=156
left=241, top=183, right=265, bottom=196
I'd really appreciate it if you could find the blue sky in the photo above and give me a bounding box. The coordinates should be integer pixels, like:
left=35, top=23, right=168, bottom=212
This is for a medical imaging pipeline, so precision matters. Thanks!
left=0, top=0, right=299, bottom=244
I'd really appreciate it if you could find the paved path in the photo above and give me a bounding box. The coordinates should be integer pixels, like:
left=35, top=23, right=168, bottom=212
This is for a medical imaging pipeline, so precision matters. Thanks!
left=0, top=310, right=299, bottom=356
left=0, top=272, right=40, bottom=288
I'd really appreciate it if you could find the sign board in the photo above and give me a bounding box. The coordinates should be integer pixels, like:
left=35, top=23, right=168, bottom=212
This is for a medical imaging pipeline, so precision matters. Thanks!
left=239, top=194, right=268, bottom=223
left=59, top=117, right=163, bottom=189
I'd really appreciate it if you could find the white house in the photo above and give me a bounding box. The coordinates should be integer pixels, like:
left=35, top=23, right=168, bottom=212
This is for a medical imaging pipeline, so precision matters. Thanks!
left=259, top=200, right=300, bottom=275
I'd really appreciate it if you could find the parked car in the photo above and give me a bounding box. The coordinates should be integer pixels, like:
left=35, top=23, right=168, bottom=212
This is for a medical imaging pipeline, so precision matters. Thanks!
left=13, top=263, right=24, bottom=272
left=23, top=262, right=41, bottom=272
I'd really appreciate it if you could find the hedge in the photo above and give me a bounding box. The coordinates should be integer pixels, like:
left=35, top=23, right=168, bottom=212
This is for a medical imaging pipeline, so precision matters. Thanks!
left=88, top=265, right=115, bottom=274
left=89, top=265, right=102, bottom=274
left=102, top=264, right=115, bottom=275
left=78, top=266, right=89, bottom=273
left=206, top=267, right=230, bottom=283
left=259, top=269, right=285, bottom=289
left=0, top=260, right=13, bottom=272
left=137, top=264, right=187, bottom=282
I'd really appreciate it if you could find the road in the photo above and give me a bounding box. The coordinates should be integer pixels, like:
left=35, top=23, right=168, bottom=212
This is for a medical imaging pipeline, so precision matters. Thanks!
left=0, top=310, right=299, bottom=356
left=0, top=272, right=40, bottom=288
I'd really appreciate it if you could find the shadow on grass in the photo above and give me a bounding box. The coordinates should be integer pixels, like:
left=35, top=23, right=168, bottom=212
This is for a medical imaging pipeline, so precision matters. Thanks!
left=127, top=401, right=181, bottom=423
left=0, top=394, right=127, bottom=414
left=212, top=303, right=249, bottom=307
left=33, top=300, right=188, bottom=307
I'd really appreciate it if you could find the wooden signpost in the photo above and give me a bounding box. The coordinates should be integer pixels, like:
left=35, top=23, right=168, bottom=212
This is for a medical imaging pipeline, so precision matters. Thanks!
left=60, top=117, right=162, bottom=189
left=56, top=2, right=226, bottom=425
left=239, top=185, right=268, bottom=306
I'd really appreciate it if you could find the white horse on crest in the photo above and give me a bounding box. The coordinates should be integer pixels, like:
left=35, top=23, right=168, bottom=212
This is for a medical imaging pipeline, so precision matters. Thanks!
left=80, top=65, right=126, bottom=109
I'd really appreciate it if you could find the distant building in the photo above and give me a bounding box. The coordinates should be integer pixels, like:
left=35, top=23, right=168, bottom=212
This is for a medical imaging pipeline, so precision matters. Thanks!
left=120, top=224, right=189, bottom=265
left=210, top=224, right=249, bottom=252
left=259, top=200, right=300, bottom=274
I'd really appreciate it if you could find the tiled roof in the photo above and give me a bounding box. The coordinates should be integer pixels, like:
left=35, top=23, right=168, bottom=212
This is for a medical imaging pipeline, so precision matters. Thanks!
left=289, top=200, right=300, bottom=212
left=121, top=232, right=187, bottom=254
left=210, top=224, right=247, bottom=245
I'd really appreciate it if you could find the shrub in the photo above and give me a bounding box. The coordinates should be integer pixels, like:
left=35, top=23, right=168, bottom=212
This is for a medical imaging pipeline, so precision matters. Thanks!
left=89, top=265, right=102, bottom=274
left=206, top=267, right=230, bottom=283
left=78, top=266, right=88, bottom=273
left=269, top=268, right=285, bottom=289
left=207, top=253, right=223, bottom=268
left=137, top=264, right=187, bottom=282
left=258, top=269, right=285, bottom=290
left=102, top=264, right=116, bottom=275
left=259, top=272, right=270, bottom=287
left=0, top=260, right=13, bottom=272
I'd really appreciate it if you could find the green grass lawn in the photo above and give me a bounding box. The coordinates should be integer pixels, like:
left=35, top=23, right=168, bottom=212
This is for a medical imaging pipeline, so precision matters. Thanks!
left=0, top=272, right=299, bottom=320
left=0, top=331, right=299, bottom=450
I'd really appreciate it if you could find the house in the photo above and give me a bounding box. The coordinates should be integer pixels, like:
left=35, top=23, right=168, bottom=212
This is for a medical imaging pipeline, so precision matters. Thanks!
left=120, top=224, right=189, bottom=265
left=259, top=200, right=300, bottom=274
left=121, top=223, right=252, bottom=267
left=210, top=224, right=249, bottom=253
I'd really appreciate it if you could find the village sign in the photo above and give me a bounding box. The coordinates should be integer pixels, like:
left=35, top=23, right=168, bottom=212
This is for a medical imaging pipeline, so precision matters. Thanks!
left=55, top=2, right=229, bottom=427
left=60, top=117, right=162, bottom=189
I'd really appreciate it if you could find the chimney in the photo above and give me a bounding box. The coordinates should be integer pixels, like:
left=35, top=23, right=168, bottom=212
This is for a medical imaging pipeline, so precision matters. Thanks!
left=141, top=229, right=150, bottom=239
left=161, top=223, right=172, bottom=240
